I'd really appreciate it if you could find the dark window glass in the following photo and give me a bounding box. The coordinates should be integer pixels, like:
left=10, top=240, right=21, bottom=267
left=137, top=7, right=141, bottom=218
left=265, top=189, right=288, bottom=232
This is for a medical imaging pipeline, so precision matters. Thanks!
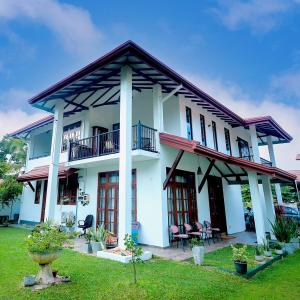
left=237, top=138, right=250, bottom=160
left=62, top=121, right=81, bottom=152
left=57, top=174, right=78, bottom=205
left=212, top=121, right=218, bottom=150
left=186, top=107, right=193, bottom=140
left=34, top=181, right=42, bottom=204
left=224, top=128, right=232, bottom=155
left=200, top=114, right=207, bottom=146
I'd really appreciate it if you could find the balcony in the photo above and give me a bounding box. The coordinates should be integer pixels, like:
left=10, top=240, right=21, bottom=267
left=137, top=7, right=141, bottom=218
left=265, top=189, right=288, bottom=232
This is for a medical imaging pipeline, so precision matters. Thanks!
left=239, top=155, right=273, bottom=167
left=69, top=122, right=157, bottom=162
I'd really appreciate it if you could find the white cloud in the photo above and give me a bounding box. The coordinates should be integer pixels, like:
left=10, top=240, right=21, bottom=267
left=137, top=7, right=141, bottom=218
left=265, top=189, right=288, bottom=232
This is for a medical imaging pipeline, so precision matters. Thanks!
left=185, top=73, right=300, bottom=170
left=271, top=70, right=300, bottom=98
left=213, top=0, right=299, bottom=33
left=0, top=88, right=35, bottom=110
left=0, top=109, right=47, bottom=138
left=0, top=0, right=103, bottom=57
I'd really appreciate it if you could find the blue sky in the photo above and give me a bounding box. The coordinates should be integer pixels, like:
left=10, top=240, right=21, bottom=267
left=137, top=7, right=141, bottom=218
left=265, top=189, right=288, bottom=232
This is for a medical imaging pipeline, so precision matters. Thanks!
left=0, top=0, right=299, bottom=168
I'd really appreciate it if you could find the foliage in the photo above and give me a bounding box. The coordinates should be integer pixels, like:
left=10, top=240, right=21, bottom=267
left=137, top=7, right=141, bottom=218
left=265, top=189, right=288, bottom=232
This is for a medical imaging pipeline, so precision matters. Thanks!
left=124, top=233, right=143, bottom=284
left=65, top=214, right=75, bottom=227
left=263, top=239, right=270, bottom=251
left=231, top=244, right=248, bottom=263
left=255, top=245, right=264, bottom=256
left=0, top=176, right=23, bottom=207
left=84, top=228, right=93, bottom=244
left=273, top=242, right=283, bottom=250
left=270, top=216, right=297, bottom=244
left=91, top=224, right=107, bottom=243
left=0, top=135, right=26, bottom=166
left=25, top=221, right=68, bottom=253
left=190, top=238, right=204, bottom=248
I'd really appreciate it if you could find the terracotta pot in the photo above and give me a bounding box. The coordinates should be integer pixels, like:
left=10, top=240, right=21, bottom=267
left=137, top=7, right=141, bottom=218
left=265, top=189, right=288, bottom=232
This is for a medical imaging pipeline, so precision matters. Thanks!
left=29, top=251, right=61, bottom=265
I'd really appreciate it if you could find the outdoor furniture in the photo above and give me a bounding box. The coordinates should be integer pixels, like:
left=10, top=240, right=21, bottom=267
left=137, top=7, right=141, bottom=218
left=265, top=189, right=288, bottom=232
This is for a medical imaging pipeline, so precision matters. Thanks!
left=204, top=220, right=222, bottom=242
left=78, top=215, right=93, bottom=236
left=170, top=225, right=189, bottom=251
left=195, top=222, right=213, bottom=245
left=184, top=223, right=203, bottom=239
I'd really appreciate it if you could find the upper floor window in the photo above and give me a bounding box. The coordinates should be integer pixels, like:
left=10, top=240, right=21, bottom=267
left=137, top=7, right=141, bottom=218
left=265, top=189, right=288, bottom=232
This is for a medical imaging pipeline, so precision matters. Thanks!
left=62, top=122, right=81, bottom=152
left=237, top=137, right=250, bottom=160
left=34, top=181, right=42, bottom=204
left=57, top=174, right=78, bottom=205
left=212, top=121, right=218, bottom=150
left=186, top=107, right=193, bottom=140
left=200, top=114, right=207, bottom=146
left=224, top=128, right=232, bottom=155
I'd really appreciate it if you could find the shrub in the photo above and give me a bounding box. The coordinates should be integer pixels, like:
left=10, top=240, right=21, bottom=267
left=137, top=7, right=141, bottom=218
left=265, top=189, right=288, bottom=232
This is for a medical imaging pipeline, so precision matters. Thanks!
left=270, top=216, right=297, bottom=244
left=255, top=245, right=264, bottom=256
left=190, top=238, right=204, bottom=248
left=26, top=222, right=68, bottom=253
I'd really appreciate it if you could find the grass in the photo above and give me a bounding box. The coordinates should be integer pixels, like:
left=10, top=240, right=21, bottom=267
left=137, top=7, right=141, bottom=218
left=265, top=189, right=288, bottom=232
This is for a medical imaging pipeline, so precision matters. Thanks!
left=186, top=245, right=258, bottom=272
left=1, top=227, right=300, bottom=300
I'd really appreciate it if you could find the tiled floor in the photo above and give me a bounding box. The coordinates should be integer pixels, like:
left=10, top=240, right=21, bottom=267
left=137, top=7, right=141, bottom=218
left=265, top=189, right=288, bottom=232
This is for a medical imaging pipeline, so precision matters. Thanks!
left=71, top=231, right=257, bottom=261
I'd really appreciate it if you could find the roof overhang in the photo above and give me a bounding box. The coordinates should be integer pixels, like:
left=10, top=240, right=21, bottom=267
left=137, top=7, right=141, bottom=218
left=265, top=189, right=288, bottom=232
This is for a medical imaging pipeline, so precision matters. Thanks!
left=160, top=132, right=296, bottom=184
left=17, top=164, right=77, bottom=182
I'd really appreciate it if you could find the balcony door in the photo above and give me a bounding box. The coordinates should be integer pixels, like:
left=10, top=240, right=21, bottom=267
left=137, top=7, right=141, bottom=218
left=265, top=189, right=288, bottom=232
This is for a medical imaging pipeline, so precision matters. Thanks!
left=97, top=170, right=136, bottom=235
left=167, top=169, right=197, bottom=236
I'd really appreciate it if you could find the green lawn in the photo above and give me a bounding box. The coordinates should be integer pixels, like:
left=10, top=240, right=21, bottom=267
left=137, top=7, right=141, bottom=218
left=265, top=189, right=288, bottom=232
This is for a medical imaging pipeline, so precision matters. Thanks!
left=1, top=227, right=300, bottom=300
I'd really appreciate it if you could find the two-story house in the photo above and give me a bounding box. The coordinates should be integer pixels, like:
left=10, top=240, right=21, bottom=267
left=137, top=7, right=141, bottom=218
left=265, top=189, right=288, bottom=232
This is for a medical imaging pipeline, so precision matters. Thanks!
left=12, top=41, right=296, bottom=247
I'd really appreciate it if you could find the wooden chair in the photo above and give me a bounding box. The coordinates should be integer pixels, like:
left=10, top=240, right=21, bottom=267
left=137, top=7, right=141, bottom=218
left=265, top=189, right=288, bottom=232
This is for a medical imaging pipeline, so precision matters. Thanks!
left=170, top=225, right=189, bottom=251
left=204, top=220, right=221, bottom=242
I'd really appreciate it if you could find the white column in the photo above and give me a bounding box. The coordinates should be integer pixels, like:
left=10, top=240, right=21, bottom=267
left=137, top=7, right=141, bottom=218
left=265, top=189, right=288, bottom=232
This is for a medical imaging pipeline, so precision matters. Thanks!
left=249, top=125, right=260, bottom=163
left=261, top=175, right=275, bottom=232
left=267, top=136, right=283, bottom=205
left=44, top=101, right=64, bottom=221
left=83, top=109, right=91, bottom=138
left=248, top=171, right=266, bottom=244
left=153, top=84, right=163, bottom=153
left=118, top=65, right=133, bottom=248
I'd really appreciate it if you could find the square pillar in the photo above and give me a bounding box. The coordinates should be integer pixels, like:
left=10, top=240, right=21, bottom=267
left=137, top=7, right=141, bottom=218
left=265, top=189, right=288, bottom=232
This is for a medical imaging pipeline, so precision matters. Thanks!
left=267, top=136, right=283, bottom=205
left=44, top=101, right=64, bottom=221
left=261, top=175, right=276, bottom=233
left=248, top=171, right=266, bottom=244
left=153, top=84, right=163, bottom=153
left=249, top=125, right=260, bottom=163
left=118, top=65, right=133, bottom=248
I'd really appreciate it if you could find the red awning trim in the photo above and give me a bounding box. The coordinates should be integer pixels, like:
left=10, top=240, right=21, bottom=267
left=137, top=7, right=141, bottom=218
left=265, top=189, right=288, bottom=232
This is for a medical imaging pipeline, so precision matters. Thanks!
left=160, top=132, right=296, bottom=183
left=17, top=164, right=77, bottom=182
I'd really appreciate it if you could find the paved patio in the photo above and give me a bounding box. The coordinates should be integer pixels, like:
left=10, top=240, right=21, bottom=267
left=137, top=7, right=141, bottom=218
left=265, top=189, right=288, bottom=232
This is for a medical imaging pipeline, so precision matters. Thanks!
left=71, top=231, right=257, bottom=261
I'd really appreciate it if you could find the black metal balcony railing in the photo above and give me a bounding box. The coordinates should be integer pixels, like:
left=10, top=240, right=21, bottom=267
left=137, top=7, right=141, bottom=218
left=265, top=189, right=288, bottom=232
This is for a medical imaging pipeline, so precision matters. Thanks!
left=239, top=155, right=273, bottom=167
left=69, top=122, right=157, bottom=162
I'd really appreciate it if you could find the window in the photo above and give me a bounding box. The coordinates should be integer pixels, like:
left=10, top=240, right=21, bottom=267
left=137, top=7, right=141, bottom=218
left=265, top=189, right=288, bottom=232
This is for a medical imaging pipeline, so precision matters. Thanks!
left=200, top=114, right=207, bottom=146
left=34, top=181, right=42, bottom=204
left=237, top=137, right=250, bottom=160
left=212, top=121, right=218, bottom=150
left=224, top=128, right=232, bottom=155
left=57, top=174, right=78, bottom=205
left=186, top=107, right=193, bottom=140
left=61, top=121, right=81, bottom=152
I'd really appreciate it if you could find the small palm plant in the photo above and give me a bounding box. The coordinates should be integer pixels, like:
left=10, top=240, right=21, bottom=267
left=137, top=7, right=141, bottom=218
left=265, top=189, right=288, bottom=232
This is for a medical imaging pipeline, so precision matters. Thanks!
left=124, top=234, right=143, bottom=284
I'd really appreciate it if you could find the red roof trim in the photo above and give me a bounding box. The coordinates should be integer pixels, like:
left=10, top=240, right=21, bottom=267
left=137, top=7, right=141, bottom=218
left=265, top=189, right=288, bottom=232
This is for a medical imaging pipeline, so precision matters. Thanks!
left=160, top=132, right=296, bottom=182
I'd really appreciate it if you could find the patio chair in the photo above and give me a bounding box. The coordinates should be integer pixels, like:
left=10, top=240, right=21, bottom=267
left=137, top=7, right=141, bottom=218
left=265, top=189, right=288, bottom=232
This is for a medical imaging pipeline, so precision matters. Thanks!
left=184, top=223, right=203, bottom=239
left=170, top=225, right=189, bottom=251
left=195, top=222, right=213, bottom=245
left=78, top=215, right=93, bottom=236
left=204, top=220, right=222, bottom=242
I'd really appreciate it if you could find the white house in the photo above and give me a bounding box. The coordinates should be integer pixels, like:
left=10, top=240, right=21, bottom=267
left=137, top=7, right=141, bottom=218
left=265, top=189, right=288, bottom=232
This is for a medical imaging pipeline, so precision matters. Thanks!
left=11, top=41, right=296, bottom=247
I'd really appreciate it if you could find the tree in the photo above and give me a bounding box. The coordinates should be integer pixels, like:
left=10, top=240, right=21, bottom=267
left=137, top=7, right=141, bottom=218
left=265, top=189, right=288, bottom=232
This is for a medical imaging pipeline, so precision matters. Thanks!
left=0, top=176, right=23, bottom=208
left=0, top=135, right=26, bottom=165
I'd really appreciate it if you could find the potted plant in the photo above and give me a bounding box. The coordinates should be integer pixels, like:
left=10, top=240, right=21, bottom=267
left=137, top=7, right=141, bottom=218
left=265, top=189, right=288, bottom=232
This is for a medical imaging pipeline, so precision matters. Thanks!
left=83, top=228, right=93, bottom=253
left=274, top=242, right=283, bottom=255
left=231, top=244, right=248, bottom=274
left=90, top=224, right=107, bottom=253
left=25, top=221, right=68, bottom=285
left=254, top=245, right=264, bottom=262
left=190, top=238, right=205, bottom=265
left=65, top=214, right=75, bottom=234
left=263, top=239, right=272, bottom=257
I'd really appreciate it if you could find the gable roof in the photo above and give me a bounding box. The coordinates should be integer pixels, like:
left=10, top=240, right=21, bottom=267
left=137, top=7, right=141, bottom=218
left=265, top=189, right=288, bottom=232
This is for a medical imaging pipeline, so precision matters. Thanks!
left=10, top=41, right=292, bottom=143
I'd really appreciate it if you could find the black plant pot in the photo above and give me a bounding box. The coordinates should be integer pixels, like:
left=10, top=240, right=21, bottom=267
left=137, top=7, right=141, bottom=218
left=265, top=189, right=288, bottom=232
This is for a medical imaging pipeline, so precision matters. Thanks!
left=234, top=261, right=247, bottom=274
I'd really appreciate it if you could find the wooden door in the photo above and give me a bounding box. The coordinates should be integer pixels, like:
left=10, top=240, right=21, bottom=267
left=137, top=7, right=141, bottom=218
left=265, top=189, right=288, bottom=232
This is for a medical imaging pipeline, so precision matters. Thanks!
left=207, top=176, right=227, bottom=232
left=40, top=180, right=48, bottom=223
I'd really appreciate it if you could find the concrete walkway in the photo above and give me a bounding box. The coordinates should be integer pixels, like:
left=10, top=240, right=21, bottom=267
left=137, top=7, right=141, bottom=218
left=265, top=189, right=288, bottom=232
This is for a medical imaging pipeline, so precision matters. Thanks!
left=142, top=231, right=257, bottom=261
